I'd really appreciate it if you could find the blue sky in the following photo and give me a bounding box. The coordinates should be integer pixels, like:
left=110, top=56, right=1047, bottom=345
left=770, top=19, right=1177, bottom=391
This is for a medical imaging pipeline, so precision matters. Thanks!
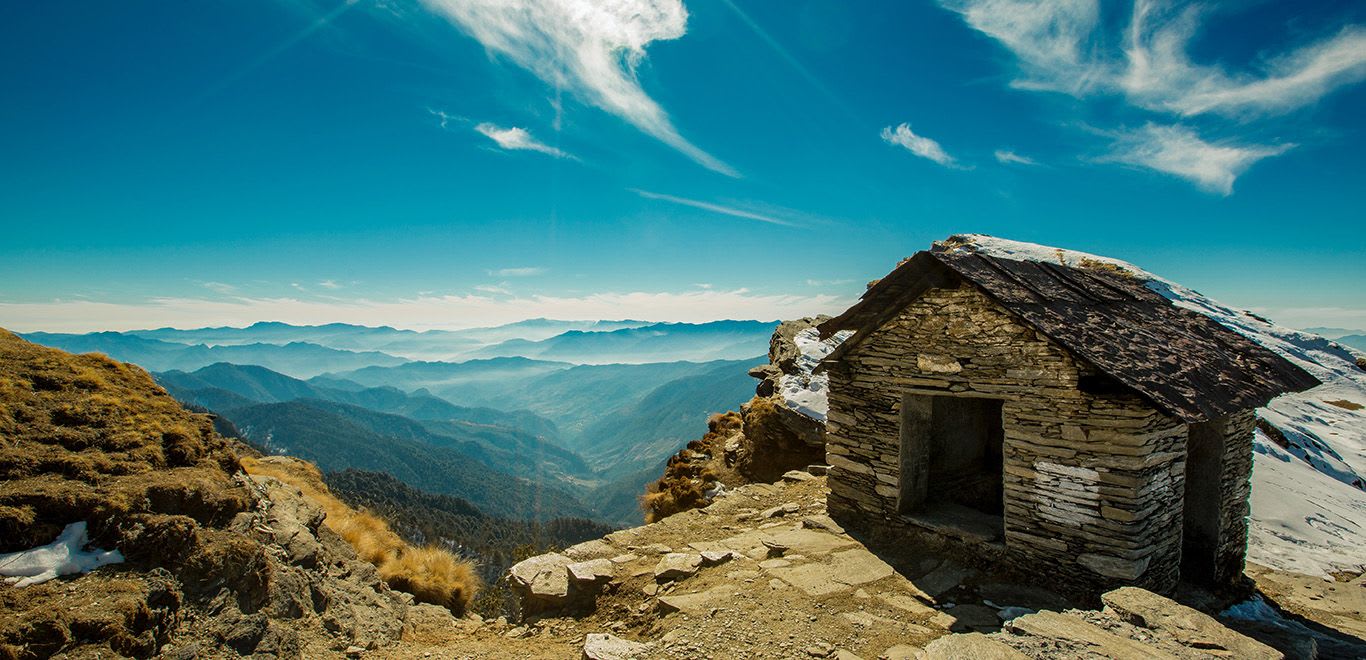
left=1, top=0, right=1363, bottom=332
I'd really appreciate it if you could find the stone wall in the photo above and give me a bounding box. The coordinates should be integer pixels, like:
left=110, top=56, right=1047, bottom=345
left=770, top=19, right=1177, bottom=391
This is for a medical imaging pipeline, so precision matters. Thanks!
left=824, top=283, right=1216, bottom=594
left=1213, top=410, right=1256, bottom=585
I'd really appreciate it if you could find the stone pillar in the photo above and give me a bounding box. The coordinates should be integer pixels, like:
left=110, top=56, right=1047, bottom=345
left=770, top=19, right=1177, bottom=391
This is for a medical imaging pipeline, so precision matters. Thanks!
left=1213, top=410, right=1256, bottom=585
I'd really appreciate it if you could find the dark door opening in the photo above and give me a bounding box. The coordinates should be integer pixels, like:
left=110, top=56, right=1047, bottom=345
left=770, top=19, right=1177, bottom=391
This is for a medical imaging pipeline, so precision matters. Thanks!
left=899, top=393, right=1004, bottom=518
left=1182, top=419, right=1225, bottom=584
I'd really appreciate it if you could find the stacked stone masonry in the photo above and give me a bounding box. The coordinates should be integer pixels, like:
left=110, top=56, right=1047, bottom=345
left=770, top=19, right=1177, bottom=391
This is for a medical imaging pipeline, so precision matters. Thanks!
left=825, top=283, right=1256, bottom=595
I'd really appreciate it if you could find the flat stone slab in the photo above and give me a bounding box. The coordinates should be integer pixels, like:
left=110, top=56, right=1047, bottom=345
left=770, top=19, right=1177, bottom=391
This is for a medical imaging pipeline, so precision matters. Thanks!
left=1007, top=611, right=1181, bottom=659
left=567, top=558, right=614, bottom=583
left=801, top=515, right=846, bottom=535
left=923, top=633, right=1028, bottom=659
left=765, top=528, right=860, bottom=558
left=768, top=548, right=896, bottom=596
left=654, top=553, right=703, bottom=581
left=914, top=561, right=970, bottom=600
left=877, top=592, right=937, bottom=618
left=700, top=550, right=736, bottom=566
left=1101, top=587, right=1280, bottom=659
left=563, top=539, right=616, bottom=561
left=583, top=632, right=652, bottom=660
left=657, top=584, right=742, bottom=615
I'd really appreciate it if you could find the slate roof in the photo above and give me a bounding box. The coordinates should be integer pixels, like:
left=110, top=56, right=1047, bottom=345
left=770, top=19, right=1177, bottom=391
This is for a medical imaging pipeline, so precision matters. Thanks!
left=819, top=243, right=1320, bottom=423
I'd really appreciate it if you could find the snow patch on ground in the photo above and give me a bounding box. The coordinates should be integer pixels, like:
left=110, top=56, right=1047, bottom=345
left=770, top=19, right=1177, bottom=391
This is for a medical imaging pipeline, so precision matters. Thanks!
left=0, top=521, right=123, bottom=587
left=950, top=234, right=1366, bottom=577
left=777, top=327, right=853, bottom=422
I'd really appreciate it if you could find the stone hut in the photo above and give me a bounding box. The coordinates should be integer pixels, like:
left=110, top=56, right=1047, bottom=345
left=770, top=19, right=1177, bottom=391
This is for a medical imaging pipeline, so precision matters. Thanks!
left=817, top=239, right=1319, bottom=594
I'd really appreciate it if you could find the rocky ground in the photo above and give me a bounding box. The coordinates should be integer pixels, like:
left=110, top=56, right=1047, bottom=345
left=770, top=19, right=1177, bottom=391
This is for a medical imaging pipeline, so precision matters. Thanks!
left=381, top=474, right=1363, bottom=659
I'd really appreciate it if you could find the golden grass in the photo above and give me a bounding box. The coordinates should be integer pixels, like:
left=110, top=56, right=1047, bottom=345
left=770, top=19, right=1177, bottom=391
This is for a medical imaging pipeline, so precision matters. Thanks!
left=640, top=411, right=742, bottom=523
left=241, top=456, right=478, bottom=614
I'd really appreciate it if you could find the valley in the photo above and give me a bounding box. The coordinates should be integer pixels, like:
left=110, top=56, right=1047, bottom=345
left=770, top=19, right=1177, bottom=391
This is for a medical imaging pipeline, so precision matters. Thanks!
left=22, top=320, right=773, bottom=527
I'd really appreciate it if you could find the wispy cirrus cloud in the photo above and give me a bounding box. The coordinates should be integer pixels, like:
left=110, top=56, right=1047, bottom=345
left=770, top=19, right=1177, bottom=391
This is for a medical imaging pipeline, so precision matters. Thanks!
left=1101, top=124, right=1293, bottom=195
left=940, top=0, right=1104, bottom=95
left=994, top=149, right=1039, bottom=166
left=489, top=267, right=545, bottom=277
left=474, top=122, right=576, bottom=159
left=630, top=189, right=798, bottom=227
left=1122, top=3, right=1366, bottom=118
left=202, top=281, right=238, bottom=295
left=0, top=289, right=850, bottom=333
left=938, top=0, right=1365, bottom=192
left=881, top=123, right=958, bottom=167
left=423, top=0, right=735, bottom=176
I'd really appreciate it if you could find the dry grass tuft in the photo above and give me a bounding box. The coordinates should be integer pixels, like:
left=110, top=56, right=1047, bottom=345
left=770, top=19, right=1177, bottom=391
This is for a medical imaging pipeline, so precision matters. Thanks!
left=640, top=411, right=742, bottom=523
left=1077, top=257, right=1136, bottom=279
left=1324, top=399, right=1364, bottom=411
left=241, top=456, right=478, bottom=614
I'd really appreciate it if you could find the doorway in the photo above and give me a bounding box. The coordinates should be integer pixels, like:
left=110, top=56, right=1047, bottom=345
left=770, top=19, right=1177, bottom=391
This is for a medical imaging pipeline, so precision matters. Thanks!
left=898, top=393, right=1005, bottom=517
left=1182, top=419, right=1225, bottom=584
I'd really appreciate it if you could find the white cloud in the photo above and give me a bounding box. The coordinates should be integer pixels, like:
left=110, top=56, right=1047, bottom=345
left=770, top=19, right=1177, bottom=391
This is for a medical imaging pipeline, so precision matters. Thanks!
left=475, top=123, right=575, bottom=159
left=0, top=289, right=850, bottom=333
left=938, top=0, right=1363, bottom=192
left=490, top=267, right=545, bottom=277
left=942, top=0, right=1366, bottom=116
left=880, top=123, right=956, bottom=167
left=994, top=149, right=1039, bottom=166
left=941, top=0, right=1104, bottom=94
left=424, top=0, right=736, bottom=176
left=1122, top=3, right=1366, bottom=117
left=318, top=279, right=342, bottom=290
left=202, top=281, right=238, bottom=295
left=1102, top=124, right=1293, bottom=195
left=631, top=189, right=797, bottom=227
left=474, top=284, right=512, bottom=295
left=427, top=107, right=459, bottom=130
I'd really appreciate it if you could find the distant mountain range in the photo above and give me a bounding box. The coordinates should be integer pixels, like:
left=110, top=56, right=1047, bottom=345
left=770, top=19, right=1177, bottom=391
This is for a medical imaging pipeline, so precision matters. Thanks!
left=467, top=320, right=777, bottom=364
left=125, top=319, right=654, bottom=361
left=20, top=332, right=405, bottom=378
left=21, top=318, right=770, bottom=525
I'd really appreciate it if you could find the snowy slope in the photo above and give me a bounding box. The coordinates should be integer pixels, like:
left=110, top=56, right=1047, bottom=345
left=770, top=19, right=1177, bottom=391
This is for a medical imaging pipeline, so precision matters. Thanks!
left=777, top=327, right=852, bottom=421
left=948, top=234, right=1366, bottom=577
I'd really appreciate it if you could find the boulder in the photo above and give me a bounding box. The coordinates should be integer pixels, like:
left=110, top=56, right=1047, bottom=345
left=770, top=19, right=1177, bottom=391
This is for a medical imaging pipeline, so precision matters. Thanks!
left=508, top=553, right=575, bottom=612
